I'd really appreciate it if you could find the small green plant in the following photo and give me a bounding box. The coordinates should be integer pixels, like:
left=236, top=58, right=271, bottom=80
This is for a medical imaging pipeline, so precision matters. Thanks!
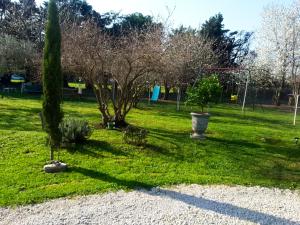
left=185, top=75, right=221, bottom=112
left=59, top=118, right=92, bottom=144
left=123, top=125, right=148, bottom=146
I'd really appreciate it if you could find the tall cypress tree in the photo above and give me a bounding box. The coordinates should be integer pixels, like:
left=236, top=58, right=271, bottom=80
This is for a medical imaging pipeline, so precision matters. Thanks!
left=42, top=0, right=63, bottom=161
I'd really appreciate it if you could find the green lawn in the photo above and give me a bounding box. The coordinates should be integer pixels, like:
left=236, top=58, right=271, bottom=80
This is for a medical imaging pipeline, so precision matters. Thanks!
left=0, top=96, right=300, bottom=206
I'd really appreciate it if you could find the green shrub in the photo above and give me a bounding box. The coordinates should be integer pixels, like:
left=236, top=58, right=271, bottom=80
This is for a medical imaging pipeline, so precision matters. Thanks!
left=185, top=75, right=221, bottom=112
left=59, top=118, right=92, bottom=144
left=123, top=125, right=148, bottom=146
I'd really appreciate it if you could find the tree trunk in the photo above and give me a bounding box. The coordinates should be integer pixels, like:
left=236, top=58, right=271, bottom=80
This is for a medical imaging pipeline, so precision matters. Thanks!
left=100, top=111, right=110, bottom=127
left=163, top=82, right=170, bottom=100
left=93, top=87, right=112, bottom=127
left=273, top=72, right=286, bottom=106
left=114, top=113, right=128, bottom=128
left=132, top=97, right=140, bottom=108
left=273, top=88, right=282, bottom=106
left=50, top=146, right=54, bottom=161
left=163, top=86, right=170, bottom=100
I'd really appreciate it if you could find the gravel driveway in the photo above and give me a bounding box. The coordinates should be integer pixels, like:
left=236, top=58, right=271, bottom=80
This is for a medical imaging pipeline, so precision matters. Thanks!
left=1, top=184, right=300, bottom=225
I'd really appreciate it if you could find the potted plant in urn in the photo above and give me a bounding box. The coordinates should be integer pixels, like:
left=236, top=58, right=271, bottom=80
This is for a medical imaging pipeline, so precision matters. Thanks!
left=185, top=75, right=221, bottom=139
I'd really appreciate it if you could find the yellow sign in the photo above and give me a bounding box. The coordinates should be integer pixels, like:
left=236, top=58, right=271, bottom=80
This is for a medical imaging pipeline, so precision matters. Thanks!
left=68, top=83, right=86, bottom=89
left=11, top=79, right=25, bottom=83
left=231, top=95, right=238, bottom=101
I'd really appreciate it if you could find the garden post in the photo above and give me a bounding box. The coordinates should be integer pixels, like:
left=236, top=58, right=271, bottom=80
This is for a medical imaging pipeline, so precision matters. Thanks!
left=177, top=86, right=181, bottom=111
left=242, top=71, right=249, bottom=113
left=293, top=94, right=299, bottom=125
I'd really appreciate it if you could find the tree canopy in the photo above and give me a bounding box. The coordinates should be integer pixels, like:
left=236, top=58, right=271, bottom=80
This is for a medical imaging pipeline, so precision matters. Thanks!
left=200, top=13, right=253, bottom=67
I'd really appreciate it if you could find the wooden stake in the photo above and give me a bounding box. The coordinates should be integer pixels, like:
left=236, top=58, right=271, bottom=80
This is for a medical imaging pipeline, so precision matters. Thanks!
left=242, top=72, right=249, bottom=114
left=177, top=87, right=181, bottom=111
left=293, top=94, right=299, bottom=125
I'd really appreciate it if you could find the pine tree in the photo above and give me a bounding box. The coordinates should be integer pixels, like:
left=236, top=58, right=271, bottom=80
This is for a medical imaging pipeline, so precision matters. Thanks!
left=42, top=0, right=63, bottom=161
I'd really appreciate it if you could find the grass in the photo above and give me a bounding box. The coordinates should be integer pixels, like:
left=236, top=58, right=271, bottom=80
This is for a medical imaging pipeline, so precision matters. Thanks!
left=0, top=95, right=300, bottom=206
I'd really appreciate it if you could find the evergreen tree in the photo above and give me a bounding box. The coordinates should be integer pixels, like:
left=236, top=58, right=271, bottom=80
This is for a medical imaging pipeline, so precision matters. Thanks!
left=200, top=13, right=252, bottom=67
left=42, top=0, right=63, bottom=161
left=200, top=13, right=229, bottom=40
left=109, top=12, right=156, bottom=37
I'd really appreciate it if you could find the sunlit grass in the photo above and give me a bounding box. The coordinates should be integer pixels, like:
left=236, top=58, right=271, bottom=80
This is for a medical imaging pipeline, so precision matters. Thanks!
left=0, top=95, right=299, bottom=206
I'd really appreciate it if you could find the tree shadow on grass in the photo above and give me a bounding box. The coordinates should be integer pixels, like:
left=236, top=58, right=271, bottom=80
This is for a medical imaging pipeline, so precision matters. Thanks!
left=148, top=126, right=298, bottom=161
left=132, top=110, right=191, bottom=121
left=146, top=128, right=191, bottom=160
left=263, top=143, right=300, bottom=161
left=0, top=93, right=41, bottom=101
left=212, top=110, right=294, bottom=129
left=66, top=139, right=128, bottom=158
left=206, top=136, right=300, bottom=163
left=146, top=127, right=300, bottom=183
left=145, top=143, right=186, bottom=162
left=262, top=161, right=300, bottom=187
left=256, top=144, right=300, bottom=187
left=147, top=127, right=190, bottom=142
left=0, top=107, right=42, bottom=131
left=206, top=136, right=300, bottom=185
left=153, top=110, right=191, bottom=120
left=146, top=128, right=263, bottom=165
left=206, top=136, right=260, bottom=149
left=68, top=166, right=152, bottom=189
left=146, top=127, right=258, bottom=163
left=63, top=109, right=99, bottom=119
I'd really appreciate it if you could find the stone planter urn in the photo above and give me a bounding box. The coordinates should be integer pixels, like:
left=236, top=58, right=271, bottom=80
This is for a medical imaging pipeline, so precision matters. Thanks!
left=190, top=112, right=210, bottom=139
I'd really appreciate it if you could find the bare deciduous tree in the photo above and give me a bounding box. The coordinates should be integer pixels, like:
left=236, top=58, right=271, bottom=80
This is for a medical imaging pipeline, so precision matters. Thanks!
left=159, top=32, right=217, bottom=100
left=0, top=34, right=38, bottom=76
left=62, top=21, right=163, bottom=127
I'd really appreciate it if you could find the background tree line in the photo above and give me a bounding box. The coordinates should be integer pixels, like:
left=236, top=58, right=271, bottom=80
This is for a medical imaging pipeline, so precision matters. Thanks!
left=0, top=0, right=252, bottom=126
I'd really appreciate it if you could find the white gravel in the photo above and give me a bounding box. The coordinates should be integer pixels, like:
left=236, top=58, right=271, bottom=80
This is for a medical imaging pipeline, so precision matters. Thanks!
left=1, top=184, right=300, bottom=225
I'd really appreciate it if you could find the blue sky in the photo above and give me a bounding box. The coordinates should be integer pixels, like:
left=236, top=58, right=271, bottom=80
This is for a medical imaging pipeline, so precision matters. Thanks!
left=37, top=0, right=294, bottom=32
